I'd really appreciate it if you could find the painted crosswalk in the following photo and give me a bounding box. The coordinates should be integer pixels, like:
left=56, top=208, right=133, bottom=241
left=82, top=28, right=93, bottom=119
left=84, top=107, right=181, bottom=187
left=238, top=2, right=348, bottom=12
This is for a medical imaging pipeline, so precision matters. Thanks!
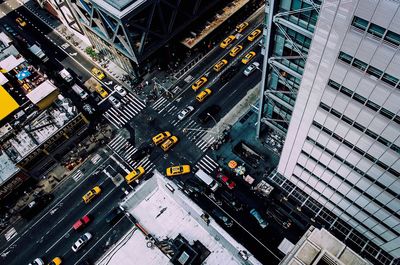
left=107, top=135, right=155, bottom=172
left=176, top=118, right=218, bottom=152
left=194, top=155, right=219, bottom=174
left=103, top=93, right=146, bottom=129
left=71, top=170, right=84, bottom=182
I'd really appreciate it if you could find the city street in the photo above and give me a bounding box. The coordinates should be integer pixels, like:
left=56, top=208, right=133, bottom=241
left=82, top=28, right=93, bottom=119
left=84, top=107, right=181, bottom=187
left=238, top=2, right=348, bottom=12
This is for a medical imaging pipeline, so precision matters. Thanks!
left=0, top=1, right=294, bottom=264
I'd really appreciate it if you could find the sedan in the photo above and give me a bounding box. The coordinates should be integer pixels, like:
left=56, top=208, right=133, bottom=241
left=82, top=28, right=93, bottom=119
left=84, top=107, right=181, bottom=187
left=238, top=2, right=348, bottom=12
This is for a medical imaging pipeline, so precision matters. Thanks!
left=243, top=62, right=260, bottom=76
left=192, top=76, right=207, bottom=91
left=108, top=95, right=121, bottom=108
left=241, top=51, right=256, bottom=65
left=178, top=106, right=194, bottom=120
left=217, top=173, right=236, bottom=189
left=114, top=85, right=127, bottom=96
left=250, top=209, right=268, bottom=229
left=48, top=257, right=62, bottom=265
left=16, top=17, right=27, bottom=27
left=72, top=232, right=92, bottom=252
left=166, top=165, right=191, bottom=177
left=28, top=258, right=44, bottom=265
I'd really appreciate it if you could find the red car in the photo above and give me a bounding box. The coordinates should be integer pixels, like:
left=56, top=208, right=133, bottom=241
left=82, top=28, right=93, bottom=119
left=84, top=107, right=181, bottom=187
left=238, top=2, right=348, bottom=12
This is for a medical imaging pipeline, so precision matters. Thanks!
left=73, top=215, right=91, bottom=231
left=217, top=173, right=236, bottom=189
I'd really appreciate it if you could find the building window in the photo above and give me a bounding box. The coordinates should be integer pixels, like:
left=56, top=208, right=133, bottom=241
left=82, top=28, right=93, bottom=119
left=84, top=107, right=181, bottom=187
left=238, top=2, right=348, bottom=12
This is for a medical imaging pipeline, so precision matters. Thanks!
left=379, top=109, right=394, bottom=120
left=352, top=58, right=368, bottom=71
left=382, top=73, right=399, bottom=87
left=353, top=94, right=367, bottom=104
left=384, top=30, right=400, bottom=46
left=338, top=51, right=353, bottom=64
left=328, top=79, right=341, bottom=90
left=367, top=24, right=386, bottom=38
left=366, top=66, right=383, bottom=79
left=366, top=100, right=380, bottom=111
left=352, top=16, right=368, bottom=31
left=341, top=86, right=353, bottom=97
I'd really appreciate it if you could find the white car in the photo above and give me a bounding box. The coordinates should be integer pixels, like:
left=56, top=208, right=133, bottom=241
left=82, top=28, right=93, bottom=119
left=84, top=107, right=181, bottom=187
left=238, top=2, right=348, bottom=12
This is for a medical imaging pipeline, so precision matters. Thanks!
left=114, top=85, right=127, bottom=96
left=72, top=232, right=92, bottom=252
left=243, top=62, right=260, bottom=76
left=178, top=106, right=194, bottom=120
left=108, top=95, right=121, bottom=108
left=28, top=258, right=45, bottom=265
left=83, top=103, right=95, bottom=115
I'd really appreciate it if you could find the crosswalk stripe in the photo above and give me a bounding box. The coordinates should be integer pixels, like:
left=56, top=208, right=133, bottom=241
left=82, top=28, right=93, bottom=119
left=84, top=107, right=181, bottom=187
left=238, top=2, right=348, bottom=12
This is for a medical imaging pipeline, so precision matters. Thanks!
left=158, top=101, right=172, bottom=114
left=127, top=94, right=146, bottom=108
left=152, top=97, right=167, bottom=109
left=109, top=135, right=125, bottom=148
left=114, top=108, right=132, bottom=121
left=103, top=114, right=121, bottom=129
left=129, top=103, right=143, bottom=113
left=112, top=139, right=128, bottom=151
left=204, top=155, right=219, bottom=166
left=123, top=105, right=137, bottom=116
left=107, top=109, right=127, bottom=123
left=72, top=170, right=84, bottom=182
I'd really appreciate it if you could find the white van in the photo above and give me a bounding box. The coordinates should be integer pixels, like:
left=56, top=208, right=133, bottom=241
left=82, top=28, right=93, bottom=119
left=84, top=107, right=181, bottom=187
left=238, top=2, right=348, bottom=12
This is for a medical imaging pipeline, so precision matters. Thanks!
left=59, top=69, right=73, bottom=83
left=195, top=169, right=219, bottom=192
left=72, top=84, right=89, bottom=100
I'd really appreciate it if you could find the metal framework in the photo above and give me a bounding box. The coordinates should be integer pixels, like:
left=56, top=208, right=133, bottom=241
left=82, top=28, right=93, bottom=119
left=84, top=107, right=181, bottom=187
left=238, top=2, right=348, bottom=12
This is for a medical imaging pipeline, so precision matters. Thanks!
left=257, top=0, right=320, bottom=138
left=70, top=0, right=223, bottom=64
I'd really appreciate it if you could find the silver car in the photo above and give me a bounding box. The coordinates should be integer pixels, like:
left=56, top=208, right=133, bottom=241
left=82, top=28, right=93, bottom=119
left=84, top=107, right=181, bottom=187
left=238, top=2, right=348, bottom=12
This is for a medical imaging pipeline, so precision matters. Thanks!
left=243, top=62, right=260, bottom=76
left=178, top=106, right=194, bottom=120
left=72, top=232, right=92, bottom=252
left=108, top=95, right=121, bottom=108
left=114, top=85, right=127, bottom=96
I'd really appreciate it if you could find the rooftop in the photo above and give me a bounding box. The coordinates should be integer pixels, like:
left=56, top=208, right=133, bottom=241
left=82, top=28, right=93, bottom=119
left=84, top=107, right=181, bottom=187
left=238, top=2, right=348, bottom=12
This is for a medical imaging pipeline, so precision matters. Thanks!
left=92, top=0, right=146, bottom=18
left=97, top=171, right=262, bottom=265
left=279, top=227, right=371, bottom=265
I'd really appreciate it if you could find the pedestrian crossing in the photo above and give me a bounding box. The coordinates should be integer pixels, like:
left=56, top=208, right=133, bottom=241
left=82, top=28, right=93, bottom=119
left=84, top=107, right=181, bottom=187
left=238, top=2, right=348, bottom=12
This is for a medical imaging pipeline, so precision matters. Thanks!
left=194, top=155, right=219, bottom=175
left=176, top=119, right=218, bottom=152
left=71, top=170, right=84, bottom=182
left=107, top=135, right=155, bottom=172
left=103, top=93, right=146, bottom=129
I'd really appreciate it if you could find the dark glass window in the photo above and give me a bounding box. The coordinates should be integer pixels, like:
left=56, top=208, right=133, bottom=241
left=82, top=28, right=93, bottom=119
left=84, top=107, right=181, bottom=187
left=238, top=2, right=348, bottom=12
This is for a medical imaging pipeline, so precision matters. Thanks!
left=394, top=115, right=400, bottom=125
left=331, top=109, right=341, bottom=118
left=353, top=58, right=368, bottom=71
left=353, top=123, right=366, bottom=132
left=352, top=17, right=368, bottom=31
left=379, top=109, right=394, bottom=120
left=342, top=116, right=353, bottom=125
left=366, top=100, right=380, bottom=111
left=341, top=86, right=353, bottom=97
left=353, top=94, right=367, bottom=104
left=368, top=24, right=385, bottom=38
left=384, top=31, right=400, bottom=46
left=338, top=51, right=353, bottom=64
left=366, top=66, right=383, bottom=78
left=365, top=130, right=379, bottom=139
left=328, top=79, right=341, bottom=90
left=382, top=73, right=399, bottom=87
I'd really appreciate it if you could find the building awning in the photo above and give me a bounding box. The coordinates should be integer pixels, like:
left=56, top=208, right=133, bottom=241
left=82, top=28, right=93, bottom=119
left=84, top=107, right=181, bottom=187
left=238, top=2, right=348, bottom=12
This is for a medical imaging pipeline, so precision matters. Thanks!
left=26, top=80, right=58, bottom=104
left=0, top=55, right=25, bottom=72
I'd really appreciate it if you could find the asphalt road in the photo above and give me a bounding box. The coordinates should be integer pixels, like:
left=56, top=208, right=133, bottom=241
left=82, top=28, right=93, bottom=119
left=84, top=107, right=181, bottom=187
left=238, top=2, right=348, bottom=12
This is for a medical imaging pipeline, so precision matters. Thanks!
left=0, top=2, right=287, bottom=264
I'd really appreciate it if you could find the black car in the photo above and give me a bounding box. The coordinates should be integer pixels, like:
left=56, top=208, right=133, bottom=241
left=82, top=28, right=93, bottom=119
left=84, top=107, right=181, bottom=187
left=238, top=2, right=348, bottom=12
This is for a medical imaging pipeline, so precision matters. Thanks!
left=105, top=207, right=124, bottom=225
left=218, top=190, right=243, bottom=211
left=220, top=65, right=239, bottom=83
left=211, top=208, right=233, bottom=227
left=197, top=105, right=221, bottom=124
left=131, top=144, right=152, bottom=162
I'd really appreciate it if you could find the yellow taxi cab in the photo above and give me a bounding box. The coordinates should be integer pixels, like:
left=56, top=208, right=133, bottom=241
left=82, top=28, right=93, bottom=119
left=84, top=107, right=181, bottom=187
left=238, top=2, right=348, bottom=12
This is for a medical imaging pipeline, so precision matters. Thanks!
left=220, top=35, right=236, bottom=49
left=95, top=85, right=108, bottom=98
left=91, top=67, right=105, bottom=80
left=213, top=59, right=228, bottom=72
left=196, top=88, right=212, bottom=102
left=247, top=29, right=261, bottom=42
left=48, top=257, right=62, bottom=265
left=16, top=17, right=27, bottom=27
left=166, top=165, right=191, bottom=177
left=152, top=131, right=171, bottom=145
left=192, top=76, right=207, bottom=91
left=241, top=51, right=256, bottom=65
left=82, top=186, right=101, bottom=204
left=125, top=166, right=145, bottom=184
left=229, top=45, right=243, bottom=57
left=161, top=136, right=178, bottom=151
left=236, top=22, right=249, bottom=33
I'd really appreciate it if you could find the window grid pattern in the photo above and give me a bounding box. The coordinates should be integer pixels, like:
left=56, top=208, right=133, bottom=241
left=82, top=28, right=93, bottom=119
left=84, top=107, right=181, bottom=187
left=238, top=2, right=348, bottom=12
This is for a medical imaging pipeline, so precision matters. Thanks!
left=351, top=16, right=400, bottom=47
left=312, top=112, right=400, bottom=178
left=268, top=173, right=394, bottom=265
left=328, top=79, right=400, bottom=125
left=306, top=136, right=399, bottom=199
left=338, top=51, right=400, bottom=89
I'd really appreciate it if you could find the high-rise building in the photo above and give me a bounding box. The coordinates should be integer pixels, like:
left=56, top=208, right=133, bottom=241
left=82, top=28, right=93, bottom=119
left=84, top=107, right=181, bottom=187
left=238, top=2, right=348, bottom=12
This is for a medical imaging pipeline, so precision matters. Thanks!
left=257, top=0, right=321, bottom=138
left=266, top=0, right=400, bottom=264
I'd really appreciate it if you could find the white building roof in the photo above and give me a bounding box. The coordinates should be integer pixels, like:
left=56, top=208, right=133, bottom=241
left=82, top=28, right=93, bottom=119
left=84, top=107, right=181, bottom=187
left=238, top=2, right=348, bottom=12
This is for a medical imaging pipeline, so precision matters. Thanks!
left=92, top=0, right=146, bottom=19
left=0, top=54, right=25, bottom=72
left=97, top=172, right=262, bottom=265
left=26, top=80, right=58, bottom=104
left=0, top=72, right=8, bottom=85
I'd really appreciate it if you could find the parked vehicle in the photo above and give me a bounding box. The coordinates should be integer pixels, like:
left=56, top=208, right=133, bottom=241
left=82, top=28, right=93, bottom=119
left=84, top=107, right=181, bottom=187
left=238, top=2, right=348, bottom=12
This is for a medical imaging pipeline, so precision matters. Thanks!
left=250, top=209, right=268, bottom=228
left=243, top=62, right=260, bottom=76
left=195, top=169, right=219, bottom=192
left=211, top=209, right=233, bottom=227
left=28, top=44, right=48, bottom=62
left=105, top=207, right=124, bottom=225
left=59, top=68, right=73, bottom=83
left=72, top=232, right=92, bottom=252
left=216, top=173, right=236, bottom=189
left=72, top=84, right=89, bottom=100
